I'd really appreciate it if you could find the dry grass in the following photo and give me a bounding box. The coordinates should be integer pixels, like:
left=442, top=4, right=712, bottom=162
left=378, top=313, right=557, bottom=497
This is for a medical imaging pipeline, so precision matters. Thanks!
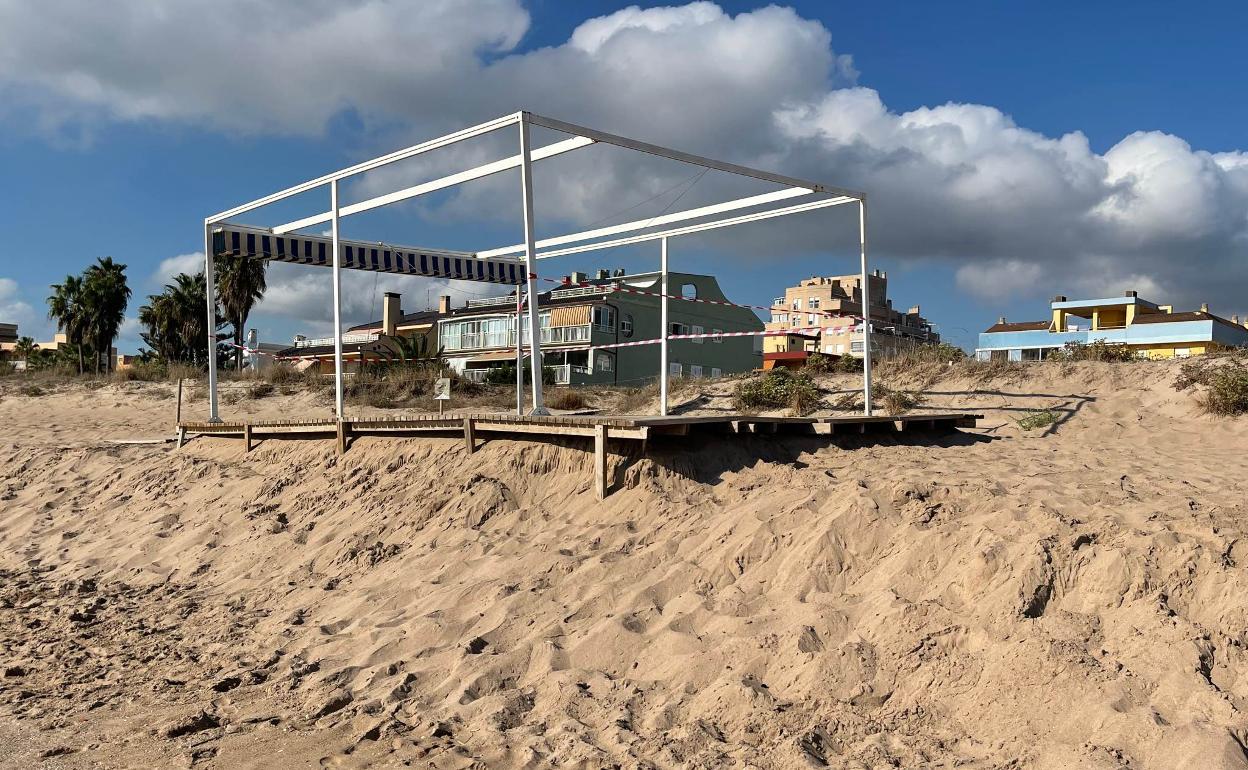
left=546, top=388, right=589, bottom=411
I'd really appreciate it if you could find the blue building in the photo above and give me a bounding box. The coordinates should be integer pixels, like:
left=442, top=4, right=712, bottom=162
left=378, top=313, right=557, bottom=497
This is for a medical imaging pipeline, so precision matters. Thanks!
left=976, top=291, right=1248, bottom=361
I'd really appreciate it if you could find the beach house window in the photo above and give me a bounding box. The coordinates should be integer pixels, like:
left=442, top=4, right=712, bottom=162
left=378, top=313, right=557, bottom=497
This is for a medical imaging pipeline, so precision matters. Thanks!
left=669, top=322, right=686, bottom=336
left=791, top=298, right=801, bottom=310
left=595, top=351, right=614, bottom=371
left=620, top=314, right=633, bottom=337
left=1175, top=347, right=1191, bottom=358
left=592, top=306, right=616, bottom=331
left=808, top=313, right=816, bottom=325
left=681, top=284, right=698, bottom=300
left=690, top=364, right=703, bottom=377
left=809, top=297, right=820, bottom=309
left=691, top=324, right=704, bottom=344
left=669, top=362, right=683, bottom=378
left=711, top=367, right=722, bottom=378
left=712, top=328, right=723, bottom=343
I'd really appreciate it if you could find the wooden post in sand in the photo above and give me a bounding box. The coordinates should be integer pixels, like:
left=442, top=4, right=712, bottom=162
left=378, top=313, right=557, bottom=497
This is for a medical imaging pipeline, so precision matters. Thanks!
left=243, top=423, right=253, bottom=453
left=336, top=420, right=348, bottom=455
left=594, top=425, right=608, bottom=500
left=175, top=378, right=183, bottom=427
left=463, top=417, right=476, bottom=454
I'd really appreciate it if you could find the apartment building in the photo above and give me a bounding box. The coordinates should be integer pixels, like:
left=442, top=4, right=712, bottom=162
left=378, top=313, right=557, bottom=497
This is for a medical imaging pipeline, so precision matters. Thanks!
left=976, top=292, right=1248, bottom=360
left=763, top=271, right=937, bottom=362
left=439, top=269, right=762, bottom=385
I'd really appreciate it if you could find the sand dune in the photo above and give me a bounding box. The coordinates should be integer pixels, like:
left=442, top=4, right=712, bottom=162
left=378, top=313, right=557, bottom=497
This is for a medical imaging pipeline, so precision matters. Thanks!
left=2, top=360, right=1247, bottom=768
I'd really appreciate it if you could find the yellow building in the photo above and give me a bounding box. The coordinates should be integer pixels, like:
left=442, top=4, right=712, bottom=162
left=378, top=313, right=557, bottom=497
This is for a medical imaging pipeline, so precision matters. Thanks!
left=976, top=291, right=1248, bottom=360
left=764, top=271, right=937, bottom=358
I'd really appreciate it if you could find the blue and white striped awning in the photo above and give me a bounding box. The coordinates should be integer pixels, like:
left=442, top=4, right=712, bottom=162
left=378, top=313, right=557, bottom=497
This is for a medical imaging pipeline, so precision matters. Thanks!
left=212, top=224, right=526, bottom=285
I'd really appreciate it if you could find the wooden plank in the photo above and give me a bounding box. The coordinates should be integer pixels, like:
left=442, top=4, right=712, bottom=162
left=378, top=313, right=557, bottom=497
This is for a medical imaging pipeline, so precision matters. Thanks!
left=463, top=417, right=476, bottom=454
left=243, top=423, right=253, bottom=452
left=594, top=425, right=608, bottom=500
left=176, top=427, right=186, bottom=449
left=336, top=421, right=347, bottom=455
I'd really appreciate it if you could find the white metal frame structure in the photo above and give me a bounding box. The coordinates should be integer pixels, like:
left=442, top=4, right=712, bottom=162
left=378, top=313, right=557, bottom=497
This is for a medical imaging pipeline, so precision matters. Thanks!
left=202, top=110, right=872, bottom=424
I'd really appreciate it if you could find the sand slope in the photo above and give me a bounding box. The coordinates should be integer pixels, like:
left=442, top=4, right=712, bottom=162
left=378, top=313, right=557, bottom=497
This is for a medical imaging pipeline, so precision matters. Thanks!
left=2, top=361, right=1247, bottom=769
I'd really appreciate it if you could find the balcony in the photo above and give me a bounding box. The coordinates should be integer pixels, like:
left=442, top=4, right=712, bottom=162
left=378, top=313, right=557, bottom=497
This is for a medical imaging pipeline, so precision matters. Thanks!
left=295, top=331, right=378, bottom=348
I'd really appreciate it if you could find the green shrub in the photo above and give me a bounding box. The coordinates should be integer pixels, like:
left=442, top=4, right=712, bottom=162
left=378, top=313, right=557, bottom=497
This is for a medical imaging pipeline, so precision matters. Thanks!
left=113, top=360, right=167, bottom=382
left=803, top=352, right=832, bottom=373
left=19, top=383, right=45, bottom=397
left=1201, top=367, right=1248, bottom=416
left=734, top=369, right=821, bottom=415
left=1015, top=410, right=1058, bottom=431
left=1048, top=340, right=1136, bottom=362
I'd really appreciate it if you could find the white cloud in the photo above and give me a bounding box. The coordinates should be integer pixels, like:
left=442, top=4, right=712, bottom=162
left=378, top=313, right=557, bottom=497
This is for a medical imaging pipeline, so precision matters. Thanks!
left=1, top=1, right=1245, bottom=320
left=0, top=277, right=45, bottom=339
left=151, top=252, right=204, bottom=287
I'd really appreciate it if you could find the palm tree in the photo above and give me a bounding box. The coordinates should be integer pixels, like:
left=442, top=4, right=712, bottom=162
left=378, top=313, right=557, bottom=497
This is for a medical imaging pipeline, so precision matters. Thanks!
left=82, top=257, right=131, bottom=375
left=215, top=256, right=267, bottom=370
left=48, top=274, right=87, bottom=374
left=139, top=272, right=217, bottom=365
left=13, top=337, right=37, bottom=363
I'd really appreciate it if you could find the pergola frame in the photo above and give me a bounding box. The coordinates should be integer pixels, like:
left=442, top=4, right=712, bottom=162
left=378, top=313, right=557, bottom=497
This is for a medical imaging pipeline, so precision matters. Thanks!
left=202, top=110, right=873, bottom=423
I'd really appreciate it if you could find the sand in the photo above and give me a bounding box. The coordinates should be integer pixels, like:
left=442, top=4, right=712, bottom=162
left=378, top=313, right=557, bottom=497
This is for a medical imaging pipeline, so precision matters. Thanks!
left=2, top=360, right=1247, bottom=769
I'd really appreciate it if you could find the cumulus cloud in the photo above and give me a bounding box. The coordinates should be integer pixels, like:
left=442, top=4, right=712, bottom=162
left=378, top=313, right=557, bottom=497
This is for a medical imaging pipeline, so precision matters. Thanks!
left=0, top=277, right=46, bottom=339
left=2, top=1, right=1245, bottom=319
left=151, top=252, right=204, bottom=287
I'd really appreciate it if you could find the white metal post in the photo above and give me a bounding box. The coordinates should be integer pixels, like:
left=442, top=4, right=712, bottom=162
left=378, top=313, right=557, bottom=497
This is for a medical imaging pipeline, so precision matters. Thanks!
left=331, top=180, right=345, bottom=421
left=660, top=237, right=669, bottom=416
left=203, top=224, right=221, bottom=422
left=859, top=199, right=873, bottom=416
left=517, top=115, right=547, bottom=414
left=515, top=288, right=523, bottom=416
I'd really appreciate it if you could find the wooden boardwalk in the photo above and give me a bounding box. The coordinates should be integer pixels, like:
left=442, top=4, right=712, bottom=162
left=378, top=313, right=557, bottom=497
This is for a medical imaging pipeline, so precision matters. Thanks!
left=177, top=411, right=981, bottom=499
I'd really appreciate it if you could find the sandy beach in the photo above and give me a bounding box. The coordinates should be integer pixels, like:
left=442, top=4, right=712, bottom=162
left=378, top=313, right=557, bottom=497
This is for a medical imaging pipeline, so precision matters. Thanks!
left=2, top=360, right=1247, bottom=768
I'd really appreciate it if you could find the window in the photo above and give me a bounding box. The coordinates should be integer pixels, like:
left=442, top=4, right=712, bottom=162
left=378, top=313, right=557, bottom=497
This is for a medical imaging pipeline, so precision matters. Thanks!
left=712, top=328, right=723, bottom=343
left=711, top=367, right=722, bottom=378
left=791, top=299, right=801, bottom=310
left=835, top=343, right=845, bottom=354
left=669, top=322, right=686, bottom=336
left=668, top=362, right=683, bottom=378
left=1175, top=347, right=1191, bottom=358
left=691, top=324, right=704, bottom=344
left=592, top=306, right=616, bottom=331
left=773, top=313, right=787, bottom=324
left=808, top=297, right=820, bottom=309
left=620, top=314, right=633, bottom=337
left=690, top=364, right=703, bottom=377
left=681, top=283, right=698, bottom=300
left=850, top=341, right=865, bottom=353
left=595, top=351, right=613, bottom=371
left=807, top=313, right=816, bottom=326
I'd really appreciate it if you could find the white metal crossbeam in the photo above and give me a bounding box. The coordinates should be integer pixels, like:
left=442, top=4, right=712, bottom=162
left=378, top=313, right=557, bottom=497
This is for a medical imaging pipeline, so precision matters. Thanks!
left=533, top=196, right=856, bottom=258
left=272, top=136, right=594, bottom=235
left=477, top=187, right=813, bottom=258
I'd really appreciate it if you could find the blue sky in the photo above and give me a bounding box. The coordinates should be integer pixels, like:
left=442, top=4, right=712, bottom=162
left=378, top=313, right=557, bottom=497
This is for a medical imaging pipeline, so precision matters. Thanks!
left=1, top=1, right=1244, bottom=354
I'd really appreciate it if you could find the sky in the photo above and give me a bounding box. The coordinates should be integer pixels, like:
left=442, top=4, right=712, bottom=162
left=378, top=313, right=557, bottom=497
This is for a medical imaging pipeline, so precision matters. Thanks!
left=0, top=0, right=1245, bottom=354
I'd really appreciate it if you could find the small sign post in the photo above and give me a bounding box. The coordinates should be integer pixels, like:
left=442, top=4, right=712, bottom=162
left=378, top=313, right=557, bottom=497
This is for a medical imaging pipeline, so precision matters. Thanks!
left=434, top=377, right=451, bottom=415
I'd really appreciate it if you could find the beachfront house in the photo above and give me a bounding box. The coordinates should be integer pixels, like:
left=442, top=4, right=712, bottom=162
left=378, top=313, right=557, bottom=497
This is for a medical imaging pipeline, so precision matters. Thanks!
left=975, top=291, right=1248, bottom=360
left=762, top=271, right=937, bottom=367
left=440, top=269, right=763, bottom=385
left=275, top=292, right=449, bottom=373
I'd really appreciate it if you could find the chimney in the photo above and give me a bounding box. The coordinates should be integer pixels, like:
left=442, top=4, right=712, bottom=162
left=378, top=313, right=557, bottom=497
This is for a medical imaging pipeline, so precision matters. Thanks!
left=1053, top=295, right=1067, bottom=302
left=382, top=292, right=401, bottom=336
left=438, top=294, right=452, bottom=314
left=998, top=316, right=1007, bottom=325
left=1125, top=290, right=1137, bottom=298
left=908, top=305, right=921, bottom=316
left=1201, top=302, right=1210, bottom=313
left=570, top=271, right=588, bottom=285
left=1233, top=315, right=1240, bottom=325
left=596, top=268, right=610, bottom=281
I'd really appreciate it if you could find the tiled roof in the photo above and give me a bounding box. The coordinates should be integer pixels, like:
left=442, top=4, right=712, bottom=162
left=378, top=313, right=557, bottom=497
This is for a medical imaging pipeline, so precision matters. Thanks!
left=983, top=321, right=1050, bottom=333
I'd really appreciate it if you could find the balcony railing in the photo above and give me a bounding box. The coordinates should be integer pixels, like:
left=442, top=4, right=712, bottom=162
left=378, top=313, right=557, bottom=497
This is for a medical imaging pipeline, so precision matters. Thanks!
left=553, top=364, right=592, bottom=384
left=443, top=324, right=592, bottom=352
left=294, top=332, right=378, bottom=348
